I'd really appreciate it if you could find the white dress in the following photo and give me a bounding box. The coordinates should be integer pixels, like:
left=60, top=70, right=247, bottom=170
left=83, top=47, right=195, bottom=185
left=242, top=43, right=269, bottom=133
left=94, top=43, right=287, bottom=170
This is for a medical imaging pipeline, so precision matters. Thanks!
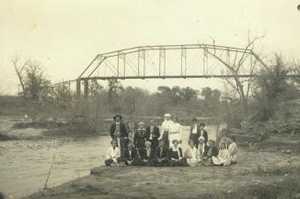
left=106, top=146, right=120, bottom=163
left=212, top=148, right=231, bottom=166
left=184, top=146, right=199, bottom=166
left=228, top=142, right=238, bottom=163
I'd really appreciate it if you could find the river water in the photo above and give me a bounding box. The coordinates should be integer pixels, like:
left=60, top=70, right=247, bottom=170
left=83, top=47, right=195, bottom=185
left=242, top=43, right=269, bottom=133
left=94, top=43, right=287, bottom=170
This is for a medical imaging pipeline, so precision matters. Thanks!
left=0, top=136, right=111, bottom=198
left=0, top=125, right=219, bottom=198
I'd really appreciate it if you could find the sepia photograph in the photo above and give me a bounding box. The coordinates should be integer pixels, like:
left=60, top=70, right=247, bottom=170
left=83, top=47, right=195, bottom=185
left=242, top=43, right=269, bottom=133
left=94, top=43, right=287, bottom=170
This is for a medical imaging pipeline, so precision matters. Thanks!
left=0, top=0, right=300, bottom=198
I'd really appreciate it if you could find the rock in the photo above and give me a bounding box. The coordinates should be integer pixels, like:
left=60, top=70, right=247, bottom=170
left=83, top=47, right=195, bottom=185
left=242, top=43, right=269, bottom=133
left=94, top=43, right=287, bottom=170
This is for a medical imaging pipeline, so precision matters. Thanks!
left=285, top=149, right=292, bottom=154
left=281, top=149, right=292, bottom=154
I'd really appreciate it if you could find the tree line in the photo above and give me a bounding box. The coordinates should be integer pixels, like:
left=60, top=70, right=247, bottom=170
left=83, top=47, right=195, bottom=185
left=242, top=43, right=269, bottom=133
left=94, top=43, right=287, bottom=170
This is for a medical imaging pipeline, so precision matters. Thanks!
left=11, top=54, right=300, bottom=131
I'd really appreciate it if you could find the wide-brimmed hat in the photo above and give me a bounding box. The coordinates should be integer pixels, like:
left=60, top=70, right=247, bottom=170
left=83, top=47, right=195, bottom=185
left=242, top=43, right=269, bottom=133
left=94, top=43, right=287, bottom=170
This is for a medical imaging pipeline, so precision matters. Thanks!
left=113, top=114, right=122, bottom=120
left=164, top=113, right=171, bottom=118
left=138, top=121, right=145, bottom=126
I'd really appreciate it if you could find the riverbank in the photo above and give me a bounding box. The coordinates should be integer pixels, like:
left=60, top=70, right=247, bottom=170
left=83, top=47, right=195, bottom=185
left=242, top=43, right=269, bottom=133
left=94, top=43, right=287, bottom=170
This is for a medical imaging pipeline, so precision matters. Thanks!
left=23, top=134, right=300, bottom=199
left=0, top=117, right=106, bottom=141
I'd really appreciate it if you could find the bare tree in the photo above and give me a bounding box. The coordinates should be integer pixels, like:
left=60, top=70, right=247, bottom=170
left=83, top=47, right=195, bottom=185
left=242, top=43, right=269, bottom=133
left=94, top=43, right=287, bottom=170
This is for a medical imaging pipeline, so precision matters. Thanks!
left=11, top=56, right=29, bottom=95
left=12, top=57, right=51, bottom=100
left=206, top=35, right=265, bottom=118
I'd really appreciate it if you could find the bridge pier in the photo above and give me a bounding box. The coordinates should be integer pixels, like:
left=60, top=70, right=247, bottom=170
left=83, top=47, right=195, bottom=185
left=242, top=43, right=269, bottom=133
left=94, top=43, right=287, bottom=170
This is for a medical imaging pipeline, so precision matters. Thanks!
left=76, top=79, right=81, bottom=97
left=76, top=79, right=89, bottom=98
left=84, top=79, right=89, bottom=98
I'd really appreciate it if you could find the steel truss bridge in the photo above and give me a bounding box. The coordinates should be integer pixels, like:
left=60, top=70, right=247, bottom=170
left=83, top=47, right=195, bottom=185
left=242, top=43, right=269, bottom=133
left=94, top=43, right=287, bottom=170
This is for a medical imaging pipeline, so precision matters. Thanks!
left=54, top=44, right=299, bottom=97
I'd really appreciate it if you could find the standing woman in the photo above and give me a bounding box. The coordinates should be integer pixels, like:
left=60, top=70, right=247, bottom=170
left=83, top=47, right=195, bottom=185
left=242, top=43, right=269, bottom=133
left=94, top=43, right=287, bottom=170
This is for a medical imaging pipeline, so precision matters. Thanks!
left=159, top=113, right=173, bottom=159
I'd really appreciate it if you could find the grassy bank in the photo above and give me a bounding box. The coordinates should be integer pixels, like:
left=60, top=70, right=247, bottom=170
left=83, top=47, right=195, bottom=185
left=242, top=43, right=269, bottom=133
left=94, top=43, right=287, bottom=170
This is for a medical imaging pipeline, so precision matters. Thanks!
left=23, top=135, right=300, bottom=199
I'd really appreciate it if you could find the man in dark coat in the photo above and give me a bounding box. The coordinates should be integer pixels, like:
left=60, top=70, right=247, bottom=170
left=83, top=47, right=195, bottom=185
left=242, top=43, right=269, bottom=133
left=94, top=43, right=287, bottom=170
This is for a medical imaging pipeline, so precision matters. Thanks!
left=110, top=114, right=128, bottom=161
left=145, top=120, right=160, bottom=160
left=199, top=122, right=208, bottom=145
left=189, top=119, right=208, bottom=148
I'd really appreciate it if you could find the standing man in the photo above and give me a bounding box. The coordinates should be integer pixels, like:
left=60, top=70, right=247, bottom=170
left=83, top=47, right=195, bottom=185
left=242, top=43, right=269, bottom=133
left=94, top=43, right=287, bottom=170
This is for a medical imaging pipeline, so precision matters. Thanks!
left=146, top=120, right=160, bottom=159
left=189, top=119, right=209, bottom=148
left=199, top=122, right=208, bottom=145
left=110, top=114, right=128, bottom=162
left=190, top=118, right=200, bottom=148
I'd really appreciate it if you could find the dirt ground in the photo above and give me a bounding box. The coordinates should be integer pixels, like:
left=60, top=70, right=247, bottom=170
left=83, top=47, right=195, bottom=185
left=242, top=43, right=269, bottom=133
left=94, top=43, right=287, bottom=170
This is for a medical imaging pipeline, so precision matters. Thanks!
left=23, top=134, right=300, bottom=199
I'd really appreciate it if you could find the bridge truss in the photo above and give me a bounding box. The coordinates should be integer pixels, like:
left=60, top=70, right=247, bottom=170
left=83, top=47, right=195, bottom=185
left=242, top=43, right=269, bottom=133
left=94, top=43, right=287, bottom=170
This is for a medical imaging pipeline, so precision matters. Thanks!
left=54, top=44, right=297, bottom=97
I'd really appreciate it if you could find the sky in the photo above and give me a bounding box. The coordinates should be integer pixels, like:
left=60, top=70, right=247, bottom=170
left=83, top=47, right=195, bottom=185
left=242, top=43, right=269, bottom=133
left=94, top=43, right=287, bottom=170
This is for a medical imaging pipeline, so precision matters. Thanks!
left=0, top=0, right=300, bottom=94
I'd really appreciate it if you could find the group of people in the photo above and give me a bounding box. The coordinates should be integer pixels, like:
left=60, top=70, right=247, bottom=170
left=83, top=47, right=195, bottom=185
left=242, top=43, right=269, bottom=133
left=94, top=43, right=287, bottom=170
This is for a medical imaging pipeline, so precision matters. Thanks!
left=105, top=113, right=238, bottom=167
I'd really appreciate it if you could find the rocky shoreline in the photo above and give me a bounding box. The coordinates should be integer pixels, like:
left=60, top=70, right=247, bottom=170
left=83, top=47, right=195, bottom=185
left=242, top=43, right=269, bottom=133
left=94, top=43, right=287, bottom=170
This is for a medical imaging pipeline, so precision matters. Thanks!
left=0, top=118, right=104, bottom=141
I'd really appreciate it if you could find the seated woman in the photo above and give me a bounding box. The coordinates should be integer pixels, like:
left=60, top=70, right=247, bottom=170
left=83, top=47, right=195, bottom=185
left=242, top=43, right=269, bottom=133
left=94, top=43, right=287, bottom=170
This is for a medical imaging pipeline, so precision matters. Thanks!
left=105, top=140, right=120, bottom=166
left=183, top=140, right=199, bottom=167
left=202, top=140, right=218, bottom=165
left=169, top=139, right=185, bottom=166
left=155, top=129, right=170, bottom=166
left=228, top=137, right=238, bottom=164
left=126, top=141, right=137, bottom=165
left=212, top=142, right=231, bottom=166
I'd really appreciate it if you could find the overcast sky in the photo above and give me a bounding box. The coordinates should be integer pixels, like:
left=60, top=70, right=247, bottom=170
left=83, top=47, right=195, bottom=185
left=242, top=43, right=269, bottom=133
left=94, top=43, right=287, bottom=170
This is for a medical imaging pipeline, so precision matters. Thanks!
left=0, top=0, right=299, bottom=94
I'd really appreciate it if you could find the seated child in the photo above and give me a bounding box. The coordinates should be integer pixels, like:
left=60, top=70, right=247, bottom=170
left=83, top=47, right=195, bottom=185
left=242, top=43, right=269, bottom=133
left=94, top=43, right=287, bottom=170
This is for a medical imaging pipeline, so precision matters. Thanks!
left=126, top=142, right=137, bottom=165
left=145, top=141, right=152, bottom=159
left=206, top=140, right=219, bottom=159
left=169, top=139, right=185, bottom=166
left=105, top=140, right=120, bottom=166
left=183, top=140, right=199, bottom=167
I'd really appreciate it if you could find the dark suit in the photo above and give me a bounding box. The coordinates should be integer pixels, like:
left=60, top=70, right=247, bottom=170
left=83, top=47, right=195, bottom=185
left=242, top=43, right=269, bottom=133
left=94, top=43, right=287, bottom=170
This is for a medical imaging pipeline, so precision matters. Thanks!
left=110, top=122, right=128, bottom=139
left=134, top=128, right=147, bottom=160
left=189, top=125, right=208, bottom=148
left=110, top=122, right=128, bottom=161
left=145, top=125, right=160, bottom=159
left=169, top=147, right=183, bottom=160
left=206, top=145, right=218, bottom=158
left=169, top=147, right=186, bottom=166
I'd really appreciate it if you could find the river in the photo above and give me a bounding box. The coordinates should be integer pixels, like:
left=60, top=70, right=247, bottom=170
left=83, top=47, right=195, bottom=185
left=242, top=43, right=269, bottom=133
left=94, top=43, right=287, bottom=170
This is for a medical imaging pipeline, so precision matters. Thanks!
left=0, top=136, right=111, bottom=198
left=0, top=124, right=219, bottom=198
